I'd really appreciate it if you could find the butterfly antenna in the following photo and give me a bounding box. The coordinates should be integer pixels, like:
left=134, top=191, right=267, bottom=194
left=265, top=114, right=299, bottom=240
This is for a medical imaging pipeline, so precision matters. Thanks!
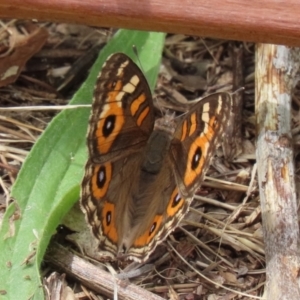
left=232, top=86, right=245, bottom=95
left=132, top=45, right=146, bottom=75
left=176, top=110, right=188, bottom=119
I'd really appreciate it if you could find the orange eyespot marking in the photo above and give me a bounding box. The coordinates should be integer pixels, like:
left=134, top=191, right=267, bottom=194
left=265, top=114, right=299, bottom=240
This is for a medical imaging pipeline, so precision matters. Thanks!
left=166, top=188, right=184, bottom=216
left=102, top=202, right=118, bottom=243
left=133, top=215, right=163, bottom=247
left=91, top=163, right=112, bottom=199
left=184, top=141, right=204, bottom=186
left=181, top=120, right=188, bottom=141
left=130, top=93, right=146, bottom=116
left=96, top=105, right=124, bottom=154
left=183, top=116, right=217, bottom=186
left=136, top=106, right=150, bottom=126
left=95, top=79, right=124, bottom=154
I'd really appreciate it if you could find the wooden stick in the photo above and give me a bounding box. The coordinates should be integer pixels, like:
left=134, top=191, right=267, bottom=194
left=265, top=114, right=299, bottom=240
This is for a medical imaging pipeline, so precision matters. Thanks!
left=255, top=45, right=300, bottom=298
left=0, top=0, right=300, bottom=46
left=46, top=244, right=165, bottom=300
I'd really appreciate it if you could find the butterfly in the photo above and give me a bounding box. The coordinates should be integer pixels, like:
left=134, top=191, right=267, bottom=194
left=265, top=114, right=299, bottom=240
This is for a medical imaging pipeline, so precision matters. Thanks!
left=80, top=53, right=232, bottom=262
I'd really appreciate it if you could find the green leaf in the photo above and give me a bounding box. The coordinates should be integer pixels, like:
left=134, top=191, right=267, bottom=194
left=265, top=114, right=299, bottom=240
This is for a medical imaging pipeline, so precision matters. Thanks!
left=0, top=29, right=165, bottom=299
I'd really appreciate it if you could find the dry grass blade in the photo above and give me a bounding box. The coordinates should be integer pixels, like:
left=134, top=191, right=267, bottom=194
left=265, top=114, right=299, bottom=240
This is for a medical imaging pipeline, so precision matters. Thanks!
left=167, top=241, right=265, bottom=299
left=0, top=104, right=91, bottom=111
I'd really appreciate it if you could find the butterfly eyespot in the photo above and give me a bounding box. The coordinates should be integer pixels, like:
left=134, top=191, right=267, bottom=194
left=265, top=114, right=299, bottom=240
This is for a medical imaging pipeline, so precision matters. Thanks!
left=172, top=193, right=182, bottom=208
left=106, top=211, right=112, bottom=225
left=97, top=166, right=106, bottom=188
left=191, top=146, right=202, bottom=170
left=150, top=222, right=157, bottom=235
left=103, top=115, right=116, bottom=137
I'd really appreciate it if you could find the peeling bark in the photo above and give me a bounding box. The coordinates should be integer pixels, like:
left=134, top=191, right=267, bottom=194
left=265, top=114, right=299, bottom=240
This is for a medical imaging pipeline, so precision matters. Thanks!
left=255, top=45, right=300, bottom=299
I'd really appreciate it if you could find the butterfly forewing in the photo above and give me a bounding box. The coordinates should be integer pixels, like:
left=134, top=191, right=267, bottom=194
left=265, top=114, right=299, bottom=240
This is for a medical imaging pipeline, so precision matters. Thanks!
left=87, top=53, right=155, bottom=164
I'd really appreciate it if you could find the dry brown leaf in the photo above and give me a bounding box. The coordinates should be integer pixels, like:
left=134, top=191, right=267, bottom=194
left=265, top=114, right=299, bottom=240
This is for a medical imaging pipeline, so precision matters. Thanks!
left=0, top=22, right=48, bottom=87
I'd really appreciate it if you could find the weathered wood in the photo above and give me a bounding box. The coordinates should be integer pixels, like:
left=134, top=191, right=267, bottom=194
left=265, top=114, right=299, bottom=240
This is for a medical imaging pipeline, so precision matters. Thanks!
left=255, top=45, right=300, bottom=299
left=46, top=244, right=164, bottom=300
left=0, top=0, right=300, bottom=46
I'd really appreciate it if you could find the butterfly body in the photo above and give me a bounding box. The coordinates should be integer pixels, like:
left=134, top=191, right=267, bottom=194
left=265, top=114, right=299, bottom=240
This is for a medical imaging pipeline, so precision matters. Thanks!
left=81, top=53, right=231, bottom=262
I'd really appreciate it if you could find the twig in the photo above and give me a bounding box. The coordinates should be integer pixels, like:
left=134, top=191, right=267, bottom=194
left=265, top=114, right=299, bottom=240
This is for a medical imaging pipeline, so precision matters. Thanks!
left=255, top=44, right=300, bottom=299
left=45, top=244, right=165, bottom=300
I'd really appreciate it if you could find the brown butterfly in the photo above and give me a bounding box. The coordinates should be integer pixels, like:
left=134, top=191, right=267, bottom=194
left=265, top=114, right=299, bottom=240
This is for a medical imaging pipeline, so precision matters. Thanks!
left=80, top=53, right=232, bottom=262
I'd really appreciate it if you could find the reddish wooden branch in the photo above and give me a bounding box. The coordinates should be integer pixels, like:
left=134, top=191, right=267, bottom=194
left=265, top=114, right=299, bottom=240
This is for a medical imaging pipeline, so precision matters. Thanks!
left=0, top=0, right=300, bottom=46
left=255, top=45, right=300, bottom=298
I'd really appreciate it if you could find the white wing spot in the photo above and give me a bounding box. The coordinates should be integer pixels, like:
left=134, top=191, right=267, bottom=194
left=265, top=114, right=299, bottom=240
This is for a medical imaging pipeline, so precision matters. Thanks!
left=116, top=60, right=129, bottom=76
left=101, top=103, right=110, bottom=117
left=202, top=110, right=209, bottom=124
left=116, top=91, right=125, bottom=103
left=123, top=75, right=140, bottom=94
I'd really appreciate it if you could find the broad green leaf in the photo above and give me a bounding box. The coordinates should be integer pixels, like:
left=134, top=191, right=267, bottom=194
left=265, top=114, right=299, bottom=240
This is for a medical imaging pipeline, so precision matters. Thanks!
left=0, top=29, right=165, bottom=299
